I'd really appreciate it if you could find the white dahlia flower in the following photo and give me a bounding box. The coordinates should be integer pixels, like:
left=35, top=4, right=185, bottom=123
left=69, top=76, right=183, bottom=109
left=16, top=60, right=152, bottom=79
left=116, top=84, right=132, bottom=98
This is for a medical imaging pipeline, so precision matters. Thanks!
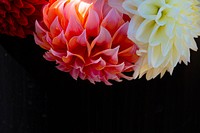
left=122, top=0, right=200, bottom=79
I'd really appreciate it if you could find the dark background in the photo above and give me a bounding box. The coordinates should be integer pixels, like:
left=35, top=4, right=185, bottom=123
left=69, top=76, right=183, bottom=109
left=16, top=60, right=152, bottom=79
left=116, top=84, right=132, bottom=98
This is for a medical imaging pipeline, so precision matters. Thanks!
left=0, top=34, right=200, bottom=133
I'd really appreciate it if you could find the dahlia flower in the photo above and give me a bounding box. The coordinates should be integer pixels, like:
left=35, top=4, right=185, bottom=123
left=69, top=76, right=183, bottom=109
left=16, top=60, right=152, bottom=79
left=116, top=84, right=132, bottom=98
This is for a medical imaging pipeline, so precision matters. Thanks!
left=34, top=0, right=139, bottom=85
left=0, top=0, right=47, bottom=38
left=113, top=0, right=200, bottom=79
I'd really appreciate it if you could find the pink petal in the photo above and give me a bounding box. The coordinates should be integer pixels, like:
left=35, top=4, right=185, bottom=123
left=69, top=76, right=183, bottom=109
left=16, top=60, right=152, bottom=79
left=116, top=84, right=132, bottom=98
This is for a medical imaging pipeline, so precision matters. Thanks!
left=101, top=8, right=124, bottom=35
left=43, top=51, right=56, bottom=61
left=92, top=0, right=105, bottom=20
left=43, top=3, right=52, bottom=28
left=35, top=20, right=47, bottom=37
left=34, top=33, right=51, bottom=50
left=118, top=73, right=134, bottom=80
left=56, top=63, right=70, bottom=72
left=50, top=16, right=63, bottom=37
left=93, top=46, right=119, bottom=64
left=112, top=22, right=135, bottom=51
left=63, top=1, right=76, bottom=21
left=105, top=62, right=125, bottom=74
left=76, top=30, right=91, bottom=56
left=73, top=58, right=84, bottom=71
left=119, top=45, right=138, bottom=63
left=62, top=51, right=85, bottom=64
left=85, top=9, right=100, bottom=37
left=65, top=14, right=83, bottom=40
left=90, top=26, right=112, bottom=54
left=67, top=36, right=87, bottom=60
left=108, top=0, right=127, bottom=14
left=49, top=48, right=66, bottom=58
left=52, top=30, right=67, bottom=49
left=47, top=0, right=65, bottom=25
left=87, top=57, right=106, bottom=70
left=52, top=1, right=66, bottom=28
left=70, top=68, right=80, bottom=80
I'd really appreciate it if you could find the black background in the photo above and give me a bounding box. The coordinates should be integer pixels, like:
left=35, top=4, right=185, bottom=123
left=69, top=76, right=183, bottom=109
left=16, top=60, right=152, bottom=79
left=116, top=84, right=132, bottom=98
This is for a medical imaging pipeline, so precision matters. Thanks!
left=0, top=34, right=200, bottom=133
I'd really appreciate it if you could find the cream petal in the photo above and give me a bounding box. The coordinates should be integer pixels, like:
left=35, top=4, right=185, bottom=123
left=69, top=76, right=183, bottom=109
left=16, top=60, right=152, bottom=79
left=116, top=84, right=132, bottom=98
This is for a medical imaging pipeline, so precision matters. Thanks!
left=135, top=19, right=156, bottom=43
left=168, top=7, right=180, bottom=19
left=155, top=7, right=168, bottom=26
left=138, top=1, right=160, bottom=19
left=161, top=39, right=173, bottom=56
left=128, top=16, right=144, bottom=42
left=174, top=36, right=185, bottom=55
left=184, top=35, right=198, bottom=51
left=146, top=69, right=154, bottom=80
left=165, top=20, right=175, bottom=38
left=149, top=25, right=168, bottom=47
left=171, top=45, right=180, bottom=67
left=125, top=0, right=200, bottom=80
left=180, top=46, right=190, bottom=65
left=148, top=45, right=165, bottom=68
left=167, top=65, right=174, bottom=75
left=160, top=67, right=167, bottom=78
left=152, top=67, right=164, bottom=78
left=138, top=56, right=150, bottom=78
left=122, top=0, right=142, bottom=15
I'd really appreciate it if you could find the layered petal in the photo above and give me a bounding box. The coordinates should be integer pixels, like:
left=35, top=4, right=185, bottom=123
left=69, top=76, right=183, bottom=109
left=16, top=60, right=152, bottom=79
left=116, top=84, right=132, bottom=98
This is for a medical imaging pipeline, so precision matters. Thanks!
left=122, top=0, right=200, bottom=79
left=34, top=0, right=139, bottom=85
left=0, top=0, right=47, bottom=38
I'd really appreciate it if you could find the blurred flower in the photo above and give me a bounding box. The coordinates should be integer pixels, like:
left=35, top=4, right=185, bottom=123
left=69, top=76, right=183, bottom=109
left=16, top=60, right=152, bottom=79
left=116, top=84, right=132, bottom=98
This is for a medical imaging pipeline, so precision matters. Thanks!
left=0, top=0, right=47, bottom=38
left=34, top=0, right=139, bottom=85
left=120, top=0, right=200, bottom=79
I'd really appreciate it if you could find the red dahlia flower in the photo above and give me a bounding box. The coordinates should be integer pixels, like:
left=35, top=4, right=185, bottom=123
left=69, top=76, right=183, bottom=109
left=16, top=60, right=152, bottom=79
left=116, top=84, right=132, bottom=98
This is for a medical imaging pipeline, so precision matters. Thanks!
left=34, top=0, right=139, bottom=85
left=0, top=0, right=47, bottom=38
